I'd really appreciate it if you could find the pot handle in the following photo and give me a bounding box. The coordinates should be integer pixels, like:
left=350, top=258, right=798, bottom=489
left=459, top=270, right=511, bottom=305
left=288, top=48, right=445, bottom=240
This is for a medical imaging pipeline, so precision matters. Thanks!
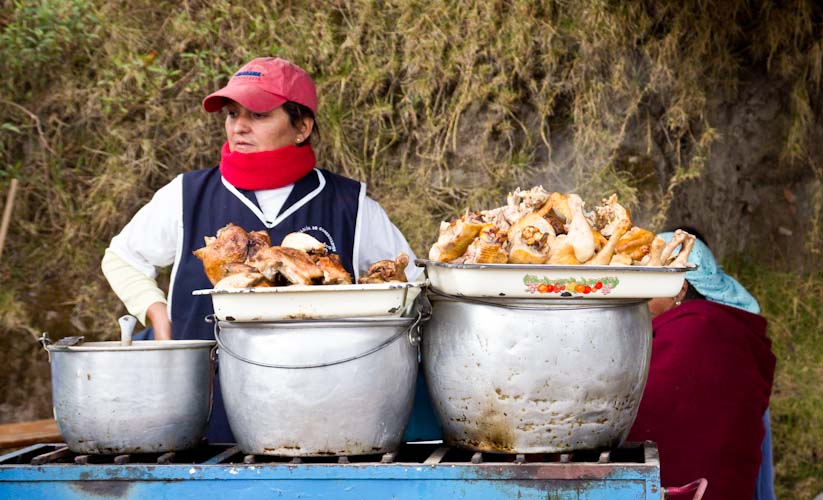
left=408, top=291, right=432, bottom=346
left=664, top=478, right=708, bottom=500
left=211, top=310, right=427, bottom=369
left=38, top=332, right=51, bottom=362
left=206, top=344, right=218, bottom=419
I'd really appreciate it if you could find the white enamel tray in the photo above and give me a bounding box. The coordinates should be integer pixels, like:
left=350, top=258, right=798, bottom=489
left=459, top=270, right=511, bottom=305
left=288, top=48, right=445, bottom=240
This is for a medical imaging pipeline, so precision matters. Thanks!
left=194, top=282, right=423, bottom=321
left=416, top=259, right=695, bottom=299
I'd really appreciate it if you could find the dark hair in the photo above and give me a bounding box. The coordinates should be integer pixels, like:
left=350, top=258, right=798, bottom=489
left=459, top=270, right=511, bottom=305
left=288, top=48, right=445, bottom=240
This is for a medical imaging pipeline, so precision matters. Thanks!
left=282, top=101, right=319, bottom=147
left=683, top=280, right=706, bottom=302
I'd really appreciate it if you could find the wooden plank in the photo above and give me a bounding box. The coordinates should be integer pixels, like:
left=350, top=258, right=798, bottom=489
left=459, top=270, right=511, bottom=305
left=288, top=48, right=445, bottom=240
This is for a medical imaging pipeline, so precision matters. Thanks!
left=423, top=446, right=449, bottom=465
left=0, top=419, right=62, bottom=449
left=31, top=446, right=70, bottom=465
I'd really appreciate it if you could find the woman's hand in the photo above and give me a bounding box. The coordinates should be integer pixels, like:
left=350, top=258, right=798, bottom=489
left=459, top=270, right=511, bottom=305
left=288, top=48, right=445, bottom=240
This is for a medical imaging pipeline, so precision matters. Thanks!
left=146, top=302, right=172, bottom=340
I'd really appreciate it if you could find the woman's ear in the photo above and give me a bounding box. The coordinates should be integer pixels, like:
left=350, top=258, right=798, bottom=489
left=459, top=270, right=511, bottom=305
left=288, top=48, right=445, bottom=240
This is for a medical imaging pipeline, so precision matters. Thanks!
left=298, top=116, right=314, bottom=138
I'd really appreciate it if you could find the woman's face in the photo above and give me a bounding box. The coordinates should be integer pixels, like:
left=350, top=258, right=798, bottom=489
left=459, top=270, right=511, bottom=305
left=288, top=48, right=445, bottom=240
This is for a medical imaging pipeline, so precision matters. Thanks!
left=648, top=297, right=676, bottom=319
left=647, top=281, right=689, bottom=319
left=224, top=101, right=313, bottom=153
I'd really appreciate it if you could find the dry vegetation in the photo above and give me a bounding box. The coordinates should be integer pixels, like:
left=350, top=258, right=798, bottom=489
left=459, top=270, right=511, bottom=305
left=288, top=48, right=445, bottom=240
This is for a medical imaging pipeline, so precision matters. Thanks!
left=0, top=0, right=821, bottom=495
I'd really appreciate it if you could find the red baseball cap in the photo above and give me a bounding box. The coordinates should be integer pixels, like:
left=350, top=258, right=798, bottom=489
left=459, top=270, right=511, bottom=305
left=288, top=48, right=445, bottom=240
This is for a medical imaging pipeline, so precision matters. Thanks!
left=202, top=57, right=318, bottom=114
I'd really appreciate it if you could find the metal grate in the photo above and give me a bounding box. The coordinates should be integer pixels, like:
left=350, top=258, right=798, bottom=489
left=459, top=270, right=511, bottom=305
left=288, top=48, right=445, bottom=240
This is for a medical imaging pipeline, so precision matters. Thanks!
left=1, top=441, right=653, bottom=467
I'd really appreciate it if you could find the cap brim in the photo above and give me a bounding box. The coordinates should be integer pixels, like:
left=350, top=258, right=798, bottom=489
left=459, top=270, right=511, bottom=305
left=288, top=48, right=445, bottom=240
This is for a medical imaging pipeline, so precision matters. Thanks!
left=202, top=85, right=287, bottom=113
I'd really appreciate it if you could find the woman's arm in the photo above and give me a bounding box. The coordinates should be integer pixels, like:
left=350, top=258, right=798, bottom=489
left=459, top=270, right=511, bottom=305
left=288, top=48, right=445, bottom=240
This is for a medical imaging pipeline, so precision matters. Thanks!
left=145, top=302, right=172, bottom=340
left=101, top=175, right=183, bottom=334
left=101, top=248, right=169, bottom=329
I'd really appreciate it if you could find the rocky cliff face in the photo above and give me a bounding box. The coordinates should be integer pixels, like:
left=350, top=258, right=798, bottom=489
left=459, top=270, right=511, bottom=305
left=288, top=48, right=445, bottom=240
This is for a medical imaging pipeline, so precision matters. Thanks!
left=668, top=79, right=820, bottom=267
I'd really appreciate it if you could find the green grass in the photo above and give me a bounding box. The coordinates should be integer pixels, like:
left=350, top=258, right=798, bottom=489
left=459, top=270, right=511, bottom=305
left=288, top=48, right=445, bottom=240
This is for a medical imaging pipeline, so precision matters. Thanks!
left=727, top=257, right=823, bottom=499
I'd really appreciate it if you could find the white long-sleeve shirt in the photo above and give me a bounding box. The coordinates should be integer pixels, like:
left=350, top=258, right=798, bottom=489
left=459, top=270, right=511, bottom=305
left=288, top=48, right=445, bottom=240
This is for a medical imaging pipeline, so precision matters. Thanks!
left=103, top=172, right=420, bottom=324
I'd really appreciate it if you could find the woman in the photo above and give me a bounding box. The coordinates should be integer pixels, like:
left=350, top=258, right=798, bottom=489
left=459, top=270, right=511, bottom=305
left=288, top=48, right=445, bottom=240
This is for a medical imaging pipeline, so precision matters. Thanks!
left=101, top=57, right=421, bottom=442
left=628, top=231, right=776, bottom=500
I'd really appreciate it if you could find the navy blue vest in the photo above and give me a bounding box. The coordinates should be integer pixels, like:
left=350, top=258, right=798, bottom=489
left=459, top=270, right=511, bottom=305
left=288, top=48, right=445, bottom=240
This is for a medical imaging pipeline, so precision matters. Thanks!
left=171, top=167, right=362, bottom=340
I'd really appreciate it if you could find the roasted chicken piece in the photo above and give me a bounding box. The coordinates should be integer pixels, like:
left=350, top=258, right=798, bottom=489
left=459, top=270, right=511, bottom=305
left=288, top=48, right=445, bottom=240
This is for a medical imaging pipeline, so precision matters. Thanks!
left=587, top=218, right=631, bottom=265
left=480, top=186, right=553, bottom=231
left=507, top=186, right=551, bottom=212
left=546, top=234, right=580, bottom=265
left=659, top=229, right=696, bottom=266
left=464, top=224, right=509, bottom=264
left=429, top=210, right=485, bottom=262
left=315, top=254, right=353, bottom=284
left=214, top=267, right=267, bottom=289
left=479, top=206, right=514, bottom=232
left=593, top=194, right=631, bottom=237
left=640, top=229, right=697, bottom=267
left=609, top=253, right=633, bottom=266
left=564, top=194, right=596, bottom=263
left=281, top=232, right=326, bottom=254
left=193, top=224, right=256, bottom=285
left=666, top=230, right=697, bottom=267
left=247, top=230, right=272, bottom=260
left=358, top=253, right=410, bottom=284
left=548, top=192, right=572, bottom=223
left=641, top=236, right=666, bottom=266
left=615, top=226, right=655, bottom=261
left=508, top=213, right=555, bottom=264
left=248, top=246, right=324, bottom=285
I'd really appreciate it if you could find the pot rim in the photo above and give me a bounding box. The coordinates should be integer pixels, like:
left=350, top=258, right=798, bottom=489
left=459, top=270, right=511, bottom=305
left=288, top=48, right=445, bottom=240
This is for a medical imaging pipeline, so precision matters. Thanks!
left=427, top=293, right=649, bottom=309
left=216, top=316, right=416, bottom=329
left=46, top=340, right=216, bottom=352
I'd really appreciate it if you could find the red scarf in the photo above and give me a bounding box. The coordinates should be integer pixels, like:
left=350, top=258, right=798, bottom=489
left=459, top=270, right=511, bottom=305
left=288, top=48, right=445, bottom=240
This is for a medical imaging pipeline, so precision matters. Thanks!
left=219, top=142, right=316, bottom=190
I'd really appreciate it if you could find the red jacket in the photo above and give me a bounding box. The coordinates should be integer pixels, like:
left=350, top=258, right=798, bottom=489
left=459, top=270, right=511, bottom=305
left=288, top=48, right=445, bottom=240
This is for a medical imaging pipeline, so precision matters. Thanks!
left=628, top=299, right=775, bottom=499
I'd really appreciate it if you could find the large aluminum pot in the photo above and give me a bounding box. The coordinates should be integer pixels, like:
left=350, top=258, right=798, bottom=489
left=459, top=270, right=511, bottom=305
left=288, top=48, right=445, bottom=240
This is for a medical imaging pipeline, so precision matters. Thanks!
left=45, top=339, right=216, bottom=454
left=215, top=316, right=420, bottom=456
left=423, top=294, right=652, bottom=453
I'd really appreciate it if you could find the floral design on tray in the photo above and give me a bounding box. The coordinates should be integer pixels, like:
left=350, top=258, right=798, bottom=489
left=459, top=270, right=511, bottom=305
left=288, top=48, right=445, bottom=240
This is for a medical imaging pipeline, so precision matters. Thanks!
left=523, top=275, right=619, bottom=296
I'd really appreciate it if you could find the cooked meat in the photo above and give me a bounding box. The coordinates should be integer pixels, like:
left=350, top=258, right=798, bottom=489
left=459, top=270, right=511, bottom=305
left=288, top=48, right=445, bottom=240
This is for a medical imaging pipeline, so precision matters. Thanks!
left=193, top=224, right=255, bottom=285
left=616, top=226, right=655, bottom=261
left=641, top=236, right=666, bottom=266
left=358, top=253, right=410, bottom=284
left=546, top=212, right=567, bottom=235
left=548, top=192, right=572, bottom=223
left=609, top=253, right=633, bottom=266
left=508, top=212, right=555, bottom=264
left=429, top=211, right=485, bottom=262
left=248, top=246, right=324, bottom=285
left=247, top=230, right=272, bottom=260
left=506, top=186, right=551, bottom=213
left=667, top=230, right=697, bottom=267
left=315, top=253, right=353, bottom=284
left=428, top=187, right=696, bottom=268
left=660, top=230, right=687, bottom=265
left=281, top=232, right=327, bottom=254
left=564, top=194, right=596, bottom=263
left=464, top=224, right=509, bottom=264
left=479, top=206, right=513, bottom=232
left=214, top=270, right=267, bottom=289
left=593, top=194, right=631, bottom=237
left=547, top=234, right=581, bottom=265
left=587, top=218, right=631, bottom=265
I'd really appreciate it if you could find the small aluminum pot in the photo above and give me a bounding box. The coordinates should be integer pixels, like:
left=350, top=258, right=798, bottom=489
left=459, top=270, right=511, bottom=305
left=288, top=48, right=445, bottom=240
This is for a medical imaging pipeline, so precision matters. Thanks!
left=423, top=294, right=652, bottom=454
left=214, top=316, right=420, bottom=456
left=44, top=339, right=216, bottom=454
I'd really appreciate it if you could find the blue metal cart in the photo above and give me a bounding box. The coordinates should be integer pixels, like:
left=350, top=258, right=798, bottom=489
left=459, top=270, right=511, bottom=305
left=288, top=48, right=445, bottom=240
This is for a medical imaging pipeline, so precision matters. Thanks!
left=0, top=441, right=665, bottom=499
